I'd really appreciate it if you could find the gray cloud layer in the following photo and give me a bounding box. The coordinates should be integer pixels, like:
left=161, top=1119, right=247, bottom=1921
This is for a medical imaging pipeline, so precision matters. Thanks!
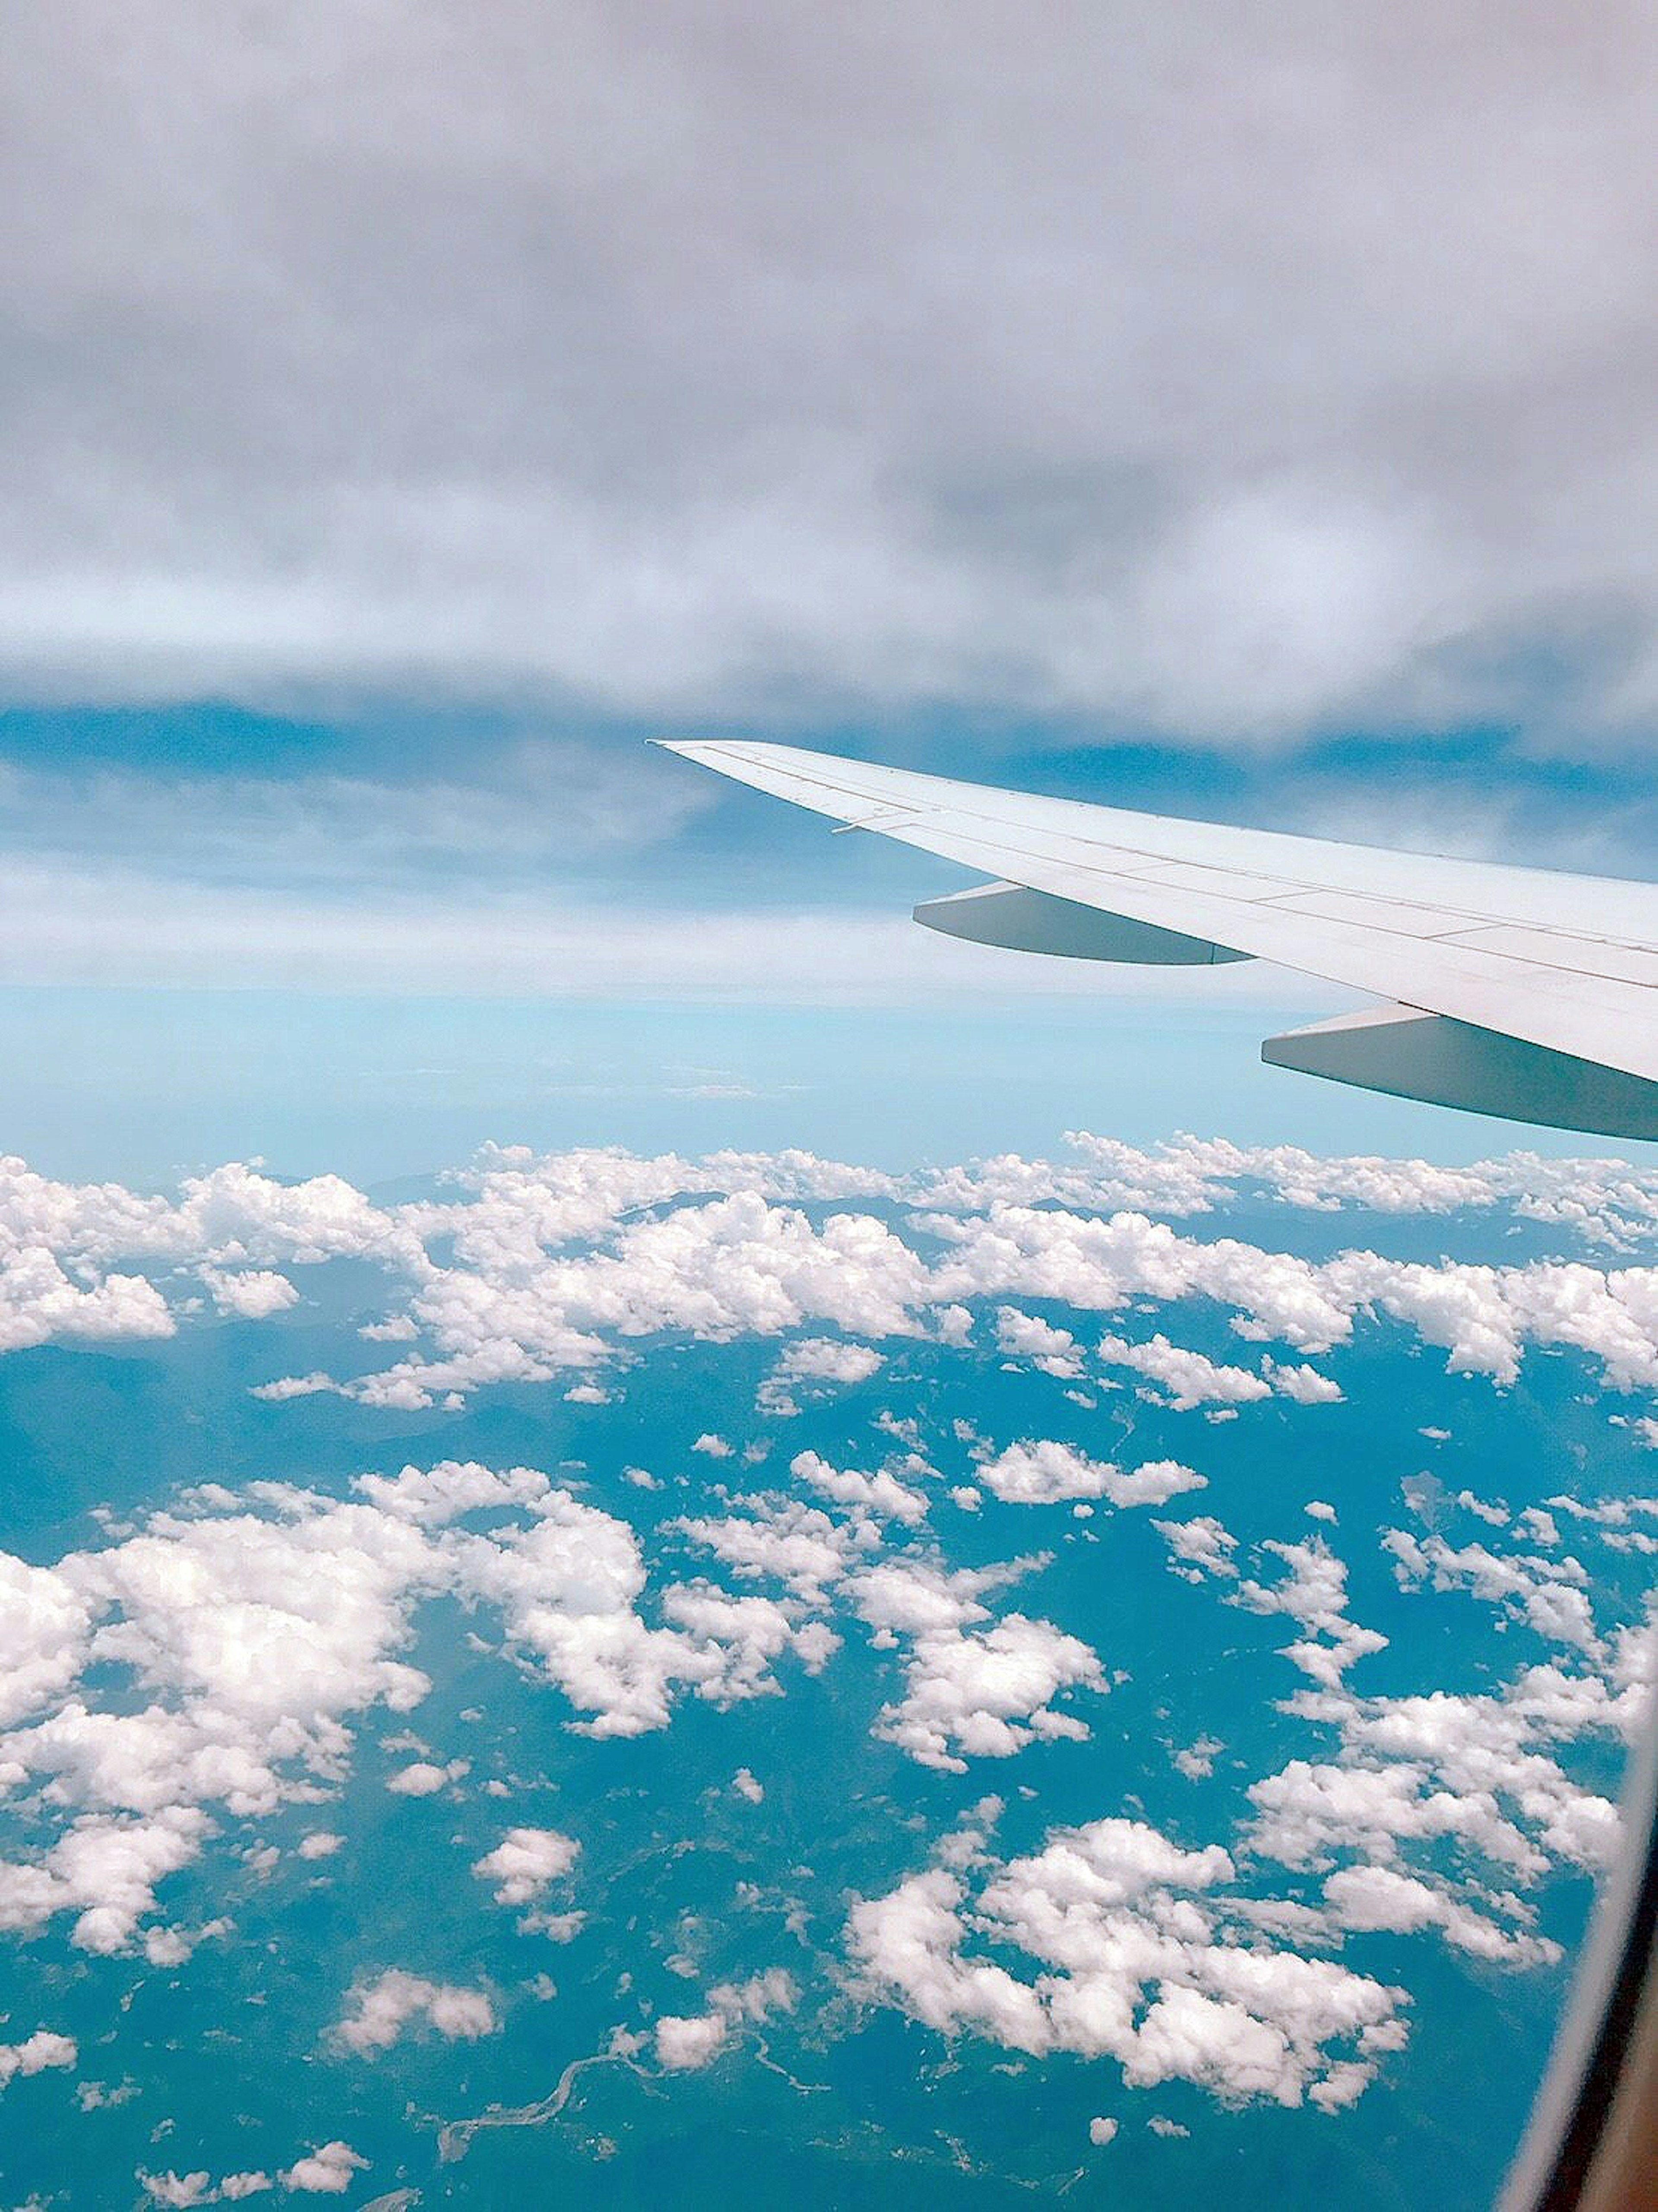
left=5, top=3, right=1657, bottom=746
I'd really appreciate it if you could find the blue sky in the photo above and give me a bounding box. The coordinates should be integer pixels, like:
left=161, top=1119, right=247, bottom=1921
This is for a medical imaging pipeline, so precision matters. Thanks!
left=0, top=695, right=1652, bottom=1184
left=2, top=6, right=1656, bottom=1181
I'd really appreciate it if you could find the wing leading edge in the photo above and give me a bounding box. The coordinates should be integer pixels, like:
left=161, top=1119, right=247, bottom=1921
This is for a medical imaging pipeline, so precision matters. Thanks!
left=656, top=738, right=1658, bottom=1143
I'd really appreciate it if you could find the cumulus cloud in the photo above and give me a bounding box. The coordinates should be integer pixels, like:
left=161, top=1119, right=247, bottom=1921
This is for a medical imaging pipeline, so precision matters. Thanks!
left=385, top=1761, right=460, bottom=1797
left=0, top=2028, right=76, bottom=2088
left=139, top=2173, right=274, bottom=2207
left=789, top=1448, right=929, bottom=1527
left=200, top=1269, right=299, bottom=1321
left=977, top=1439, right=1204, bottom=1510
left=332, top=1970, right=497, bottom=2056
left=1235, top=1539, right=1389, bottom=1692
left=758, top=1336, right=885, bottom=1415
left=1096, top=1333, right=1274, bottom=1411
left=471, top=1827, right=579, bottom=1907
left=850, top=1816, right=1406, bottom=2110
left=0, top=1456, right=862, bottom=1949
left=280, top=2143, right=368, bottom=2195
left=847, top=1557, right=1105, bottom=1772
left=1153, top=1515, right=1240, bottom=1584
left=0, top=1144, right=1653, bottom=1415
left=654, top=2010, right=729, bottom=2073
left=655, top=1968, right=797, bottom=2071
left=995, top=1308, right=1082, bottom=1379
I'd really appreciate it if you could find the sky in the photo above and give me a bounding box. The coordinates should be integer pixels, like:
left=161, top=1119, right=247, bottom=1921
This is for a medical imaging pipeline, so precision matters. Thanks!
left=2, top=3, right=1656, bottom=1178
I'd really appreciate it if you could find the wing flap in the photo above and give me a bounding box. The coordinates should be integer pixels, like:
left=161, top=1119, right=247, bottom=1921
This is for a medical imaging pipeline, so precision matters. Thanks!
left=1265, top=1006, right=1658, bottom=1141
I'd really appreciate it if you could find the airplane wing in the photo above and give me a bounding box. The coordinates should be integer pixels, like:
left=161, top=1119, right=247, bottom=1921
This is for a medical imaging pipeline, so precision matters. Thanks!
left=657, top=738, right=1658, bottom=1142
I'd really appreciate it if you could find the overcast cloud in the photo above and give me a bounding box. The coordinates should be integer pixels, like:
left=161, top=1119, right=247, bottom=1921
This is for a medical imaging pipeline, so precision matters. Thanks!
left=5, top=2, right=1657, bottom=749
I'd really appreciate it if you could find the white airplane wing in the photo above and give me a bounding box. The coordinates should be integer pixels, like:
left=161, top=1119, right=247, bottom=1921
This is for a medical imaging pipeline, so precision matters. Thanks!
left=657, top=738, right=1658, bottom=1142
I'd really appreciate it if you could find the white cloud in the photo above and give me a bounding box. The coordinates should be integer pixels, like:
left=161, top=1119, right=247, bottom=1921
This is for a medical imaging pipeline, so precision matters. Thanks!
left=0, top=1455, right=870, bottom=1949
left=1382, top=1529, right=1599, bottom=1654
left=385, top=1761, right=453, bottom=1797
left=0, top=2028, right=76, bottom=2088
left=995, top=1308, right=1082, bottom=1379
left=1097, top=1332, right=1272, bottom=1411
left=332, top=1970, right=497, bottom=2056
left=655, top=1968, right=797, bottom=2071
left=1236, top=1538, right=1389, bottom=1692
left=471, top=1827, right=579, bottom=1907
left=977, top=1439, right=1204, bottom=1510
left=0, top=1144, right=1652, bottom=1419
left=849, top=1816, right=1406, bottom=2109
left=200, top=1269, right=299, bottom=1321
left=848, top=1558, right=1105, bottom=1773
left=758, top=1337, right=885, bottom=1415
left=1152, top=1515, right=1239, bottom=1584
left=140, top=2174, right=213, bottom=2208
left=280, top=2142, right=368, bottom=2196
left=790, top=1449, right=929, bottom=1527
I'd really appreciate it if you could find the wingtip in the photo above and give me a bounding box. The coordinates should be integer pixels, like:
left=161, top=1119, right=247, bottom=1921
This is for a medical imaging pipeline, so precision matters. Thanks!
left=651, top=736, right=729, bottom=762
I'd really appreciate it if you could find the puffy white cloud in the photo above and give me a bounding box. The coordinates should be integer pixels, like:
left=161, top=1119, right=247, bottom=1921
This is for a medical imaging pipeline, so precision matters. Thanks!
left=657, top=1968, right=797, bottom=2070
left=1321, top=1864, right=1557, bottom=1967
left=471, top=1827, right=579, bottom=1907
left=1265, top=1361, right=1344, bottom=1406
left=1097, top=1333, right=1272, bottom=1411
left=332, top=1970, right=498, bottom=2056
left=928, top=1205, right=1355, bottom=1352
left=1382, top=1529, right=1599, bottom=1654
left=280, top=2142, right=368, bottom=2195
left=789, top=1449, right=929, bottom=1527
left=0, top=1553, right=89, bottom=1728
left=139, top=2174, right=213, bottom=2208
left=1244, top=1623, right=1646, bottom=1963
left=0, top=1456, right=867, bottom=1949
left=385, top=1761, right=459, bottom=1797
left=758, top=1336, right=885, bottom=1414
left=1236, top=1539, right=1389, bottom=1692
left=655, top=2011, right=729, bottom=2072
left=0, top=2027, right=76, bottom=2087
left=977, top=1440, right=1204, bottom=1510
left=847, top=1558, right=1105, bottom=1773
left=0, top=1142, right=1652, bottom=1417
left=0, top=1249, right=174, bottom=1353
left=200, top=1269, right=299, bottom=1321
left=994, top=1308, right=1082, bottom=1379
left=141, top=2174, right=275, bottom=2209
left=849, top=1816, right=1405, bottom=2109
left=1153, top=1515, right=1239, bottom=1584
left=675, top=1496, right=865, bottom=1604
